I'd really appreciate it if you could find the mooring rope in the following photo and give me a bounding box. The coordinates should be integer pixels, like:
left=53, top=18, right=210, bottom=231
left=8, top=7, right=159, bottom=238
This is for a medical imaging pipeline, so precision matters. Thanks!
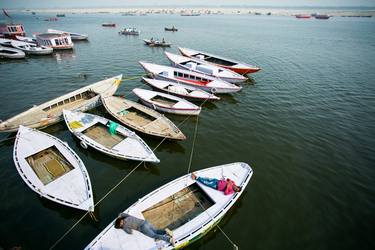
left=182, top=98, right=239, bottom=249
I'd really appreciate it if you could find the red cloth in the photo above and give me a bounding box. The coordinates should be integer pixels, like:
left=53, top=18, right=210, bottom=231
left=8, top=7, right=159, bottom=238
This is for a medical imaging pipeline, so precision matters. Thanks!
left=217, top=178, right=235, bottom=195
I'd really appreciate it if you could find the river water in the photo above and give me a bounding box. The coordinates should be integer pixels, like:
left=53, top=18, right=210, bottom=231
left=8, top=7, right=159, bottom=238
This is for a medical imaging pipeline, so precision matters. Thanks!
left=0, top=12, right=374, bottom=250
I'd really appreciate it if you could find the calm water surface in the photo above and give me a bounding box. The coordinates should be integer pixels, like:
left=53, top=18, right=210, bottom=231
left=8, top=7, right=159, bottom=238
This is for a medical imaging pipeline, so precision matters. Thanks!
left=0, top=12, right=375, bottom=250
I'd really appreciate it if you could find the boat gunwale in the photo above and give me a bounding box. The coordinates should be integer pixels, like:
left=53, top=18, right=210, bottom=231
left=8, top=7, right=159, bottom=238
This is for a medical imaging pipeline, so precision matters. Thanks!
left=85, top=162, right=253, bottom=249
left=13, top=126, right=93, bottom=211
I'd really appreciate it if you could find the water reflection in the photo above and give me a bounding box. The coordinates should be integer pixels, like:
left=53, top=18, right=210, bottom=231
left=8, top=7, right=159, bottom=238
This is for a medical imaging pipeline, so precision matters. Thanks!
left=54, top=50, right=76, bottom=62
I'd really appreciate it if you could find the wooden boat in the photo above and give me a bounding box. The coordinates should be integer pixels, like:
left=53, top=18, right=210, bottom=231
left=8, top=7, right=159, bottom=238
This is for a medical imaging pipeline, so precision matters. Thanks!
left=16, top=35, right=36, bottom=43
left=165, top=51, right=247, bottom=83
left=84, top=162, right=253, bottom=249
left=63, top=110, right=160, bottom=163
left=133, top=88, right=201, bottom=116
left=36, top=33, right=74, bottom=50
left=47, top=28, right=88, bottom=40
left=0, top=75, right=122, bottom=133
left=295, top=14, right=311, bottom=19
left=119, top=27, right=140, bottom=36
left=179, top=47, right=261, bottom=75
left=11, top=40, right=53, bottom=55
left=143, top=39, right=171, bottom=47
left=139, top=61, right=242, bottom=94
left=102, top=23, right=116, bottom=27
left=101, top=96, right=186, bottom=140
left=164, top=27, right=178, bottom=31
left=13, top=125, right=94, bottom=211
left=0, top=23, right=26, bottom=39
left=142, top=77, right=220, bottom=101
left=0, top=45, right=25, bottom=59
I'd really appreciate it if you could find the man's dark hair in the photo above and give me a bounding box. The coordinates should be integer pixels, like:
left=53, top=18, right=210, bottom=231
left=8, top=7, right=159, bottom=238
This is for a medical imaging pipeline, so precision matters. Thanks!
left=114, top=217, right=124, bottom=229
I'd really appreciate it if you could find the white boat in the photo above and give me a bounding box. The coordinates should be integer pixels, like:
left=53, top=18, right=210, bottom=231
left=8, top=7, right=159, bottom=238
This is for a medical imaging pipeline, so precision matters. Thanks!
left=165, top=51, right=247, bottom=83
left=139, top=61, right=241, bottom=94
left=101, top=96, right=186, bottom=140
left=11, top=40, right=53, bottom=55
left=142, top=77, right=220, bottom=101
left=63, top=110, right=159, bottom=163
left=179, top=47, right=261, bottom=75
left=36, top=33, right=74, bottom=50
left=47, top=28, right=88, bottom=41
left=85, top=162, right=253, bottom=249
left=16, top=35, right=36, bottom=43
left=0, top=45, right=25, bottom=59
left=13, top=125, right=94, bottom=211
left=0, top=37, right=13, bottom=46
left=0, top=75, right=122, bottom=133
left=133, top=88, right=201, bottom=116
left=119, top=27, right=140, bottom=35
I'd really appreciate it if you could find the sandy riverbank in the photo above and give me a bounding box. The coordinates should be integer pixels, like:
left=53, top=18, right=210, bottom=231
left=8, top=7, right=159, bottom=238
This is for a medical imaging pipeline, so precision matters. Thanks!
left=14, top=7, right=375, bottom=17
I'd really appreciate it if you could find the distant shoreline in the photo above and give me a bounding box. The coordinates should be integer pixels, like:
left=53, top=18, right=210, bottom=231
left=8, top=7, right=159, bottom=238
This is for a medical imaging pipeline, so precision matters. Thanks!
left=6, top=6, right=375, bottom=17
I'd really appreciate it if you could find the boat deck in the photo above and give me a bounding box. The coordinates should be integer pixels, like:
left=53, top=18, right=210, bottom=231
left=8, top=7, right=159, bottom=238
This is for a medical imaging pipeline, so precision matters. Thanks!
left=82, top=123, right=125, bottom=148
left=142, top=183, right=214, bottom=230
left=43, top=91, right=97, bottom=116
left=26, top=145, right=73, bottom=185
left=117, top=107, right=156, bottom=127
left=150, top=96, right=178, bottom=107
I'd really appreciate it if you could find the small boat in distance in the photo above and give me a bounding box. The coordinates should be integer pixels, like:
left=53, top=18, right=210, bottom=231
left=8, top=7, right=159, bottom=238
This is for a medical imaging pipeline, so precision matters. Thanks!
left=44, top=17, right=58, bottom=21
left=84, top=162, right=253, bottom=249
left=47, top=28, right=88, bottom=40
left=63, top=110, right=160, bottom=163
left=11, top=40, right=53, bottom=55
left=102, top=23, right=116, bottom=27
left=13, top=125, right=94, bottom=211
left=0, top=45, right=25, bottom=59
left=179, top=47, right=260, bottom=75
left=165, top=51, right=247, bottom=83
left=0, top=75, right=122, bottom=133
left=133, top=88, right=201, bottom=116
left=0, top=23, right=26, bottom=39
left=315, top=14, right=330, bottom=19
left=143, top=38, right=171, bottom=47
left=36, top=33, right=74, bottom=50
left=102, top=96, right=186, bottom=140
left=56, top=14, right=65, bottom=17
left=142, top=77, right=220, bottom=101
left=295, top=14, right=311, bottom=18
left=164, top=26, right=178, bottom=31
left=139, top=61, right=242, bottom=94
left=119, top=27, right=140, bottom=35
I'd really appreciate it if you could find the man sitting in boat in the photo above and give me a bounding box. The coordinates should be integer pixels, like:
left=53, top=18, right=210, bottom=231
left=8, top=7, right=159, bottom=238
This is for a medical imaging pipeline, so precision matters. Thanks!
left=191, top=172, right=241, bottom=195
left=114, top=213, right=175, bottom=246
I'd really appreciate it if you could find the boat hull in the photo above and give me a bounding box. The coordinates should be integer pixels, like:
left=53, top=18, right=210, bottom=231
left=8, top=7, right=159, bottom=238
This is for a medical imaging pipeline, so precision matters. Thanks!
left=84, top=162, right=253, bottom=249
left=0, top=75, right=122, bottom=133
left=13, top=126, right=94, bottom=211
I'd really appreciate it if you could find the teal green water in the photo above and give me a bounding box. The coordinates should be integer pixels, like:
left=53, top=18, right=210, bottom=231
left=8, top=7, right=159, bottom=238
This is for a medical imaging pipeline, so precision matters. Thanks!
left=1, top=12, right=375, bottom=250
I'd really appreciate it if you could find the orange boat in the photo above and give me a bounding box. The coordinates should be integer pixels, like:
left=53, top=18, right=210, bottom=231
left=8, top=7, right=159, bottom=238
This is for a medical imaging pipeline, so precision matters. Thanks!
left=178, top=47, right=260, bottom=75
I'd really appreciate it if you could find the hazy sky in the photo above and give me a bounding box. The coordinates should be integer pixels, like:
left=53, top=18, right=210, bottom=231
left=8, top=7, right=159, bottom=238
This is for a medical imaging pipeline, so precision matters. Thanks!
left=2, top=0, right=375, bottom=8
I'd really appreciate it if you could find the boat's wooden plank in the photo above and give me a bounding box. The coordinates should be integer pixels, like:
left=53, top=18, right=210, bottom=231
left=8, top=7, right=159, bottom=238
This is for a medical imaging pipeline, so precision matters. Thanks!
left=82, top=123, right=126, bottom=149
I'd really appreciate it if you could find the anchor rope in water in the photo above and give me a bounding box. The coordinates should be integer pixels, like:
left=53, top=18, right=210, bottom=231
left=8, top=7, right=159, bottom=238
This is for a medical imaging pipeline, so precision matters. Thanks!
left=48, top=95, right=204, bottom=249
